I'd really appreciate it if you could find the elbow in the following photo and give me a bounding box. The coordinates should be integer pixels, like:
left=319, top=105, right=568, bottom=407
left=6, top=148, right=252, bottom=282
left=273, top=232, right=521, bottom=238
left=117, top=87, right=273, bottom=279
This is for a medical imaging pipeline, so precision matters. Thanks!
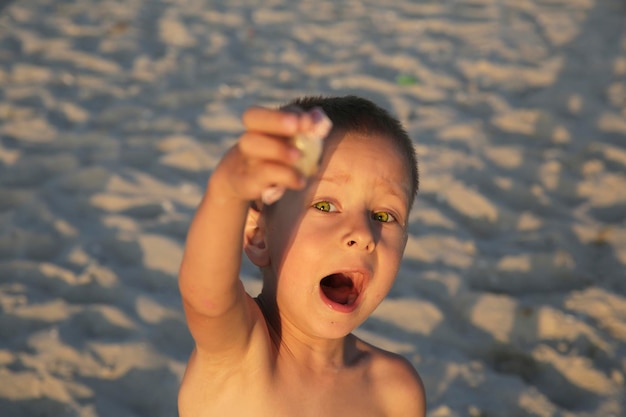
left=179, top=276, right=244, bottom=318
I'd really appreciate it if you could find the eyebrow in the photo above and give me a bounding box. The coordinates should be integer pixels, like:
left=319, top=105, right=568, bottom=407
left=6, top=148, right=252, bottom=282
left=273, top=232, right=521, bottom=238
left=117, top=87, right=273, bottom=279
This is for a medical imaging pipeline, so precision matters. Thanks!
left=374, top=176, right=411, bottom=205
left=318, top=174, right=411, bottom=206
left=317, top=173, right=351, bottom=185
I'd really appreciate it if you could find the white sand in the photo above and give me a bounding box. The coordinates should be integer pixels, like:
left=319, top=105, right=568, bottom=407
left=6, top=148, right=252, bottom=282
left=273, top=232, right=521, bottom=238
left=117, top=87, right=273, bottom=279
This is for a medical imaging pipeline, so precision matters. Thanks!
left=1, top=0, right=625, bottom=416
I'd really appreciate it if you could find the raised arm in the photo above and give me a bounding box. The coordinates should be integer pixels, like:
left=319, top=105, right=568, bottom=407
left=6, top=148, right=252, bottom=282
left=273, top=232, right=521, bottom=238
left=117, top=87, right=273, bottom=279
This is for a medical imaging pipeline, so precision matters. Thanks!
left=178, top=107, right=309, bottom=354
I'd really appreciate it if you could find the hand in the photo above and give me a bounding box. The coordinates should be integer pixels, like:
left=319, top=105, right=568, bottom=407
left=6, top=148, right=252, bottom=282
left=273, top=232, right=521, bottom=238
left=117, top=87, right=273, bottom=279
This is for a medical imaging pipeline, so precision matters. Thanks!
left=209, top=106, right=316, bottom=204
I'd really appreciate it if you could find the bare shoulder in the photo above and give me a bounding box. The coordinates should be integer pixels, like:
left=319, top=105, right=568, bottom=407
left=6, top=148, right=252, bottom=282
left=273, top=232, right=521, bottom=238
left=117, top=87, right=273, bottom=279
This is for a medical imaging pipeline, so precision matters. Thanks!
left=354, top=336, right=426, bottom=417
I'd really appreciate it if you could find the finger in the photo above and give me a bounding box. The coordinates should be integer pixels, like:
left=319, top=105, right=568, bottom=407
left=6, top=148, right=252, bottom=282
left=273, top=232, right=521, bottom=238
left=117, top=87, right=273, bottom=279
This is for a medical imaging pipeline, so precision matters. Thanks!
left=253, top=161, right=306, bottom=191
left=261, top=186, right=285, bottom=206
left=297, top=112, right=314, bottom=132
left=282, top=105, right=315, bottom=132
left=242, top=106, right=299, bottom=136
left=238, top=132, right=300, bottom=162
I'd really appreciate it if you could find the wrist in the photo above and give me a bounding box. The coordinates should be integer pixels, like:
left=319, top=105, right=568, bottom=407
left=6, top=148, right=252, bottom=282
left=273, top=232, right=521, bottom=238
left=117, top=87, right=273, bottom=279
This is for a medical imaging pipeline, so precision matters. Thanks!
left=204, top=173, right=251, bottom=211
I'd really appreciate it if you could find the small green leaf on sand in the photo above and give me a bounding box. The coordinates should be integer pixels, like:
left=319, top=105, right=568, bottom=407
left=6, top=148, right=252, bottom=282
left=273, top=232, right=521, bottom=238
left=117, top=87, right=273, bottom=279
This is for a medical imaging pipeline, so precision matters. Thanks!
left=396, top=74, right=418, bottom=86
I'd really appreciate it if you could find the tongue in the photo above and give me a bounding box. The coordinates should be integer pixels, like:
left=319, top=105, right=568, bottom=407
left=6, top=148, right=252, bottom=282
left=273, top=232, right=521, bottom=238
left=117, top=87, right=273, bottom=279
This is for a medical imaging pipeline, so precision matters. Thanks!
left=321, top=275, right=358, bottom=305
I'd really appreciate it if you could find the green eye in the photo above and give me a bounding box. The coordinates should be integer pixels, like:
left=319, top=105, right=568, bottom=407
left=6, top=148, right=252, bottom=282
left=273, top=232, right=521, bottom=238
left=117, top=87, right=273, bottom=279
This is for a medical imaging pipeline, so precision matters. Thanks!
left=373, top=211, right=395, bottom=223
left=313, top=201, right=333, bottom=212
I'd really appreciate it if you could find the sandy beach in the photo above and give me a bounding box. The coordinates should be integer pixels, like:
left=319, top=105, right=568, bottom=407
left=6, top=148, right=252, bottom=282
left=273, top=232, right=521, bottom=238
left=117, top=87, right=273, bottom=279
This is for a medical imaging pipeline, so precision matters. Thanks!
left=1, top=0, right=625, bottom=416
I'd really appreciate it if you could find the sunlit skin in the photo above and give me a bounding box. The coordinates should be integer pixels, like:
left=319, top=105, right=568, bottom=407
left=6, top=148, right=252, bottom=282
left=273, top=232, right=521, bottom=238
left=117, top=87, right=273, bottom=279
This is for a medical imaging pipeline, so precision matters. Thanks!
left=178, top=107, right=425, bottom=417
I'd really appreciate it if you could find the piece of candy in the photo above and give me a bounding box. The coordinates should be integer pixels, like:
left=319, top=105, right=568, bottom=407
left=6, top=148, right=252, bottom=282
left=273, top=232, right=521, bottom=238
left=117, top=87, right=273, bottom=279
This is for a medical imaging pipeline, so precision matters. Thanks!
left=261, top=107, right=332, bottom=205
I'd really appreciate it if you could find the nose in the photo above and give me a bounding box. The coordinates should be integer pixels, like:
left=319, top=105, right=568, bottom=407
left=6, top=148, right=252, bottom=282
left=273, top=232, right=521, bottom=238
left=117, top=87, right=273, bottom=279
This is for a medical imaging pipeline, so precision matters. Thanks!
left=343, top=213, right=377, bottom=252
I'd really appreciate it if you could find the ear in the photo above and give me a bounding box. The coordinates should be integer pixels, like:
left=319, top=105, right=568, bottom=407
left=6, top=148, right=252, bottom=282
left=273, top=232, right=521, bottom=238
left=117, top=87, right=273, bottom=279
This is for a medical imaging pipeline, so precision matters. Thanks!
left=244, top=201, right=270, bottom=267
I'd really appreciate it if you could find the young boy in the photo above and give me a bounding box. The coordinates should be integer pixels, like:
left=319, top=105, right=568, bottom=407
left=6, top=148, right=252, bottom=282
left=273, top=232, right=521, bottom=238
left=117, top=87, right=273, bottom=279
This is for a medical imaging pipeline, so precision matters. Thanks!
left=178, top=95, right=425, bottom=417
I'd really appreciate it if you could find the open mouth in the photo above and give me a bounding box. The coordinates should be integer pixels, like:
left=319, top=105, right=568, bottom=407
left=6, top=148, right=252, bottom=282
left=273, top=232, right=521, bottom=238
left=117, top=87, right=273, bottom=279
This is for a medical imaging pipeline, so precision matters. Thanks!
left=320, top=273, right=360, bottom=306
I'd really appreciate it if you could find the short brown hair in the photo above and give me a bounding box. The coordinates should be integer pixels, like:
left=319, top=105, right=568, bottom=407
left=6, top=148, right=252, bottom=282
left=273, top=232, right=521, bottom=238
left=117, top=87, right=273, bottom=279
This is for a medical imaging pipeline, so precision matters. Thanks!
left=282, top=95, right=419, bottom=203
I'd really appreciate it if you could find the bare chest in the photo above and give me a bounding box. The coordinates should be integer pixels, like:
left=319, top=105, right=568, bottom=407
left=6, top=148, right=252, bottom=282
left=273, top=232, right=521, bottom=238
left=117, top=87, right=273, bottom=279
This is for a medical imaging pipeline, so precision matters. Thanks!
left=270, top=375, right=386, bottom=417
left=179, top=364, right=387, bottom=417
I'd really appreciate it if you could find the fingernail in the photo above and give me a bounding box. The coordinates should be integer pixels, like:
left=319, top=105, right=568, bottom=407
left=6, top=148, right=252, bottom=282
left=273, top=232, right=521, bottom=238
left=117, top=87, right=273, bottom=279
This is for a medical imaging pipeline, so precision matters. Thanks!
left=262, top=186, right=284, bottom=205
left=309, top=107, right=324, bottom=123
left=289, top=148, right=301, bottom=161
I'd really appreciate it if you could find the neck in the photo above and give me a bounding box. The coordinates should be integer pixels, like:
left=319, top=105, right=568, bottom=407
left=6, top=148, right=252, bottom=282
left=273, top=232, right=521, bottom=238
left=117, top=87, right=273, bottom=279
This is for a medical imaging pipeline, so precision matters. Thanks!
left=256, top=291, right=363, bottom=373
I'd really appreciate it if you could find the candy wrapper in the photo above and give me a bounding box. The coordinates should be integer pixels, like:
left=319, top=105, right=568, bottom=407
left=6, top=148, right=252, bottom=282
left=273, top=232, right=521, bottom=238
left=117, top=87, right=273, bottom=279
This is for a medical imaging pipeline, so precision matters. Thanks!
left=261, top=107, right=332, bottom=205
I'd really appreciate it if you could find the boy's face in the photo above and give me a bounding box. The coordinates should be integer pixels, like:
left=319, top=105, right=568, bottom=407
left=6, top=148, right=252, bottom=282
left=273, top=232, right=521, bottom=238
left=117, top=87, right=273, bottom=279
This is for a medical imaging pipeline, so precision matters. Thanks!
left=261, top=130, right=412, bottom=339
